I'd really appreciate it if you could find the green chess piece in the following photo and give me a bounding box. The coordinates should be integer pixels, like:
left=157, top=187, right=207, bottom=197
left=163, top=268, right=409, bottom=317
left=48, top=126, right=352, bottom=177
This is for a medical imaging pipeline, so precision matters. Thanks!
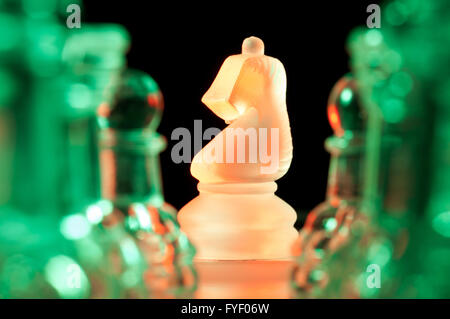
left=0, top=0, right=150, bottom=298
left=0, top=0, right=92, bottom=298
left=291, top=74, right=367, bottom=297
left=98, top=69, right=197, bottom=298
left=313, top=0, right=450, bottom=298
left=59, top=25, right=150, bottom=298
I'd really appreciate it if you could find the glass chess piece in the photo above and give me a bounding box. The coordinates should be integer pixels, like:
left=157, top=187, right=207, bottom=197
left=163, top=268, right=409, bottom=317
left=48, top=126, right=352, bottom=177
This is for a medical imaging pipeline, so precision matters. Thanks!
left=178, top=36, right=297, bottom=260
left=324, top=0, right=450, bottom=298
left=0, top=2, right=92, bottom=298
left=59, top=24, right=152, bottom=298
left=0, top=0, right=152, bottom=297
left=177, top=36, right=296, bottom=298
left=291, top=74, right=369, bottom=298
left=98, top=69, right=197, bottom=298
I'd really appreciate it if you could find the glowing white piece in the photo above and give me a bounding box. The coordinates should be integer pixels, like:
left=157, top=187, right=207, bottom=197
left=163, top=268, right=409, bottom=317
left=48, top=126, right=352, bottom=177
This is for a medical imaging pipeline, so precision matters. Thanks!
left=178, top=36, right=297, bottom=260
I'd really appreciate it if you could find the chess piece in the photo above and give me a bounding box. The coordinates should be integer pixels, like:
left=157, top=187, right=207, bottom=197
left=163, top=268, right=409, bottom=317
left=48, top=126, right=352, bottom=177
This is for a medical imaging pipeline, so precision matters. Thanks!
left=60, top=25, right=153, bottom=298
left=291, top=74, right=367, bottom=297
left=178, top=36, right=297, bottom=260
left=327, top=0, right=450, bottom=298
left=98, top=69, right=196, bottom=298
left=0, top=3, right=94, bottom=298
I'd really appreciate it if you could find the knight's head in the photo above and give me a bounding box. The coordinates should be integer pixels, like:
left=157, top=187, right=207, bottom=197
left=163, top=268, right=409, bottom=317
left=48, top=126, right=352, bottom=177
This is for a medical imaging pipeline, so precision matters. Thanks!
left=202, top=37, right=287, bottom=123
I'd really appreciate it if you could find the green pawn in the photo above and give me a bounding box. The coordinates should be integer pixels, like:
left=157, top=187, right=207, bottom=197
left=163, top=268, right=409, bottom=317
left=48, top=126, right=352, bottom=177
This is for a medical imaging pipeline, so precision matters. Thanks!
left=98, top=69, right=197, bottom=298
left=291, top=74, right=368, bottom=297
left=59, top=25, right=150, bottom=298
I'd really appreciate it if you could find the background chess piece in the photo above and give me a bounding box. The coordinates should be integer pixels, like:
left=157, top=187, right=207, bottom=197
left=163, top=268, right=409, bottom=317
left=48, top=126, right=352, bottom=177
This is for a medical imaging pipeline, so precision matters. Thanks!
left=60, top=25, right=155, bottom=298
left=178, top=37, right=297, bottom=261
left=98, top=69, right=196, bottom=298
left=291, top=74, right=367, bottom=297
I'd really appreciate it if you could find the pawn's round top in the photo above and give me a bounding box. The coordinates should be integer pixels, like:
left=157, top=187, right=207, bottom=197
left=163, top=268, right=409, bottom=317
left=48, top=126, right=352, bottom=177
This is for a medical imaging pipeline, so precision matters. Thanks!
left=242, top=36, right=264, bottom=55
left=327, top=74, right=365, bottom=137
left=98, top=69, right=163, bottom=131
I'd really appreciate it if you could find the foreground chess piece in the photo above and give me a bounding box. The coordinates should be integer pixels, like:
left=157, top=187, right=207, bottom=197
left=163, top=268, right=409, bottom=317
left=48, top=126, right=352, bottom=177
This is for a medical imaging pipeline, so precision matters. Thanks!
left=98, top=69, right=196, bottom=298
left=0, top=6, right=93, bottom=298
left=178, top=37, right=297, bottom=260
left=0, top=3, right=142, bottom=297
left=323, top=1, right=450, bottom=298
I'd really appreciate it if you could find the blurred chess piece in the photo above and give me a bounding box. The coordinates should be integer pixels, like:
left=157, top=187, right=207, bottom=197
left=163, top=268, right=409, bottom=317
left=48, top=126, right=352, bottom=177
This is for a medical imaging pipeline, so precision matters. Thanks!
left=296, top=0, right=450, bottom=299
left=291, top=74, right=368, bottom=297
left=332, top=0, right=450, bottom=298
left=0, top=1, right=156, bottom=298
left=60, top=25, right=154, bottom=298
left=98, top=69, right=196, bottom=298
left=178, top=36, right=297, bottom=260
left=0, top=0, right=94, bottom=298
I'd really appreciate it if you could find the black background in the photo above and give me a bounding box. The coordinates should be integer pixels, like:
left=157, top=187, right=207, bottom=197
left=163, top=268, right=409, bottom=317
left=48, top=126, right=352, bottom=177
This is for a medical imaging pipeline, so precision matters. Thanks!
left=84, top=0, right=379, bottom=227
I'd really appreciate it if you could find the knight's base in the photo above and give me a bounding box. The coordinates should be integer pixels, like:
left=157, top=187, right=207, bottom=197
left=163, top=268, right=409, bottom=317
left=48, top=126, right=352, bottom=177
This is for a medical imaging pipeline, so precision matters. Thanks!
left=178, top=182, right=297, bottom=260
left=194, top=259, right=293, bottom=299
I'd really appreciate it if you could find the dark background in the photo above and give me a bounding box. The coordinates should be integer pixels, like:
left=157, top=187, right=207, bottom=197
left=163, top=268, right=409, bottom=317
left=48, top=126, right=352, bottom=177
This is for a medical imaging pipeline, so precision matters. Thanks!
left=84, top=0, right=379, bottom=226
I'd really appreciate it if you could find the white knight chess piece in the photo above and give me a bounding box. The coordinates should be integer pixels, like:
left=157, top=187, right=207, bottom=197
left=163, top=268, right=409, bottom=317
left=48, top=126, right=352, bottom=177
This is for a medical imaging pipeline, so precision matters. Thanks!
left=178, top=36, right=297, bottom=260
